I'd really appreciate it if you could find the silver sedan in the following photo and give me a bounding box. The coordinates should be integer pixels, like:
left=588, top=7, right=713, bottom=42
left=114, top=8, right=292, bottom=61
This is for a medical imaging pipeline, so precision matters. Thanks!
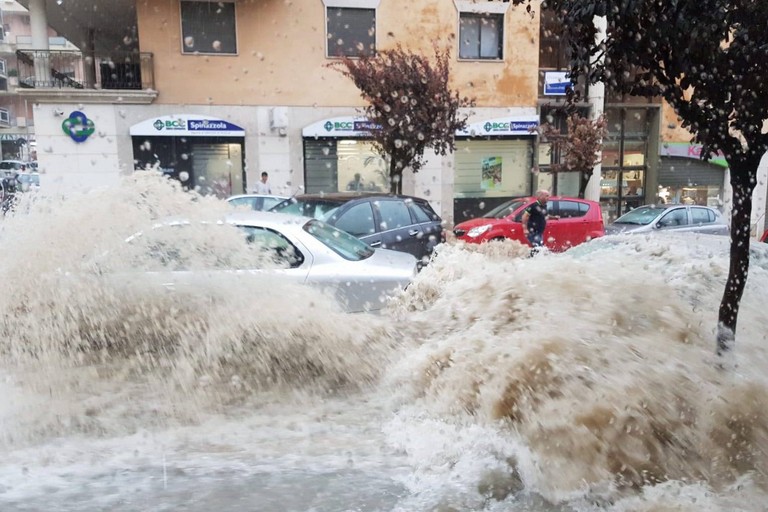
left=120, top=211, right=418, bottom=313
left=606, top=204, right=729, bottom=236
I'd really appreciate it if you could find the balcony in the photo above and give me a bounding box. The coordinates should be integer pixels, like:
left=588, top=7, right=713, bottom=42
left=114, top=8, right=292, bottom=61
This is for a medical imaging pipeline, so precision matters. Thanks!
left=13, top=49, right=157, bottom=104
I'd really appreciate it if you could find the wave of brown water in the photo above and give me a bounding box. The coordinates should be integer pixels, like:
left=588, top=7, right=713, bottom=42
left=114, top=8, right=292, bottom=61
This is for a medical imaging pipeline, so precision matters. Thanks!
left=384, top=238, right=768, bottom=509
left=1, top=175, right=768, bottom=510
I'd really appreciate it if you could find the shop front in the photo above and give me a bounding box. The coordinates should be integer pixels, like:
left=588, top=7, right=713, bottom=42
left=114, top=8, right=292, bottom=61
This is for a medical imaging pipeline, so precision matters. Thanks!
left=453, top=116, right=538, bottom=223
left=658, top=142, right=727, bottom=209
left=130, top=115, right=246, bottom=198
left=599, top=107, right=658, bottom=222
left=301, top=117, right=389, bottom=194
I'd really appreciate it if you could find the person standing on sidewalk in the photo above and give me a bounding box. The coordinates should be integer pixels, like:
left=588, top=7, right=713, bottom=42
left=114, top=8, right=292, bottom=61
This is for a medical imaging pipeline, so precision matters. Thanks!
left=521, top=189, right=558, bottom=254
left=254, top=171, right=272, bottom=194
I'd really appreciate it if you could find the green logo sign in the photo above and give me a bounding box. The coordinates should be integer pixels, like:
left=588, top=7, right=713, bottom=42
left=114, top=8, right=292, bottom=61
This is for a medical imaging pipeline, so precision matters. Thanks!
left=62, top=111, right=95, bottom=143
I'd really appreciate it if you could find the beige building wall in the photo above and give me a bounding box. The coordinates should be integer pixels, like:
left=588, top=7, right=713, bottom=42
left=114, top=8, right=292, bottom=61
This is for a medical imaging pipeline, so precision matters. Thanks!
left=136, top=0, right=540, bottom=108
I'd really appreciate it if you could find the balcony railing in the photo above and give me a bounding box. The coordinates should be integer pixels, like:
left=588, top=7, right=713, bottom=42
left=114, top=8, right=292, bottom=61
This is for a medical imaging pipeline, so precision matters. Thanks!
left=15, top=49, right=154, bottom=91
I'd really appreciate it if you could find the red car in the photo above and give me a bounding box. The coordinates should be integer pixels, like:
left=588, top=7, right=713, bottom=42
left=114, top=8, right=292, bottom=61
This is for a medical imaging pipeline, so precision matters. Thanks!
left=453, top=196, right=605, bottom=251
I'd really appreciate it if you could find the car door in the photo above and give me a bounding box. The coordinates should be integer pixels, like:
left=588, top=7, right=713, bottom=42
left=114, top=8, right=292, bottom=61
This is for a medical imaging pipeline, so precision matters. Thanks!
left=407, top=199, right=443, bottom=258
left=690, top=206, right=728, bottom=235
left=547, top=200, right=585, bottom=250
left=331, top=200, right=378, bottom=244
left=371, top=198, right=424, bottom=258
left=542, top=201, right=564, bottom=250
left=655, top=206, right=690, bottom=232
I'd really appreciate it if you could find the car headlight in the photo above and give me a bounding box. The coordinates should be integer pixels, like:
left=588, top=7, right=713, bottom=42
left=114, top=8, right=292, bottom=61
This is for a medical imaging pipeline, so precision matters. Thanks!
left=467, top=225, right=492, bottom=237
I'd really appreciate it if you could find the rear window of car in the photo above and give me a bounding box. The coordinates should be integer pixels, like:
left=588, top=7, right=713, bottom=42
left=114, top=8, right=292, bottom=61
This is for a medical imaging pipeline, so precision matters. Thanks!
left=691, top=207, right=715, bottom=224
left=557, top=200, right=589, bottom=218
left=376, top=200, right=413, bottom=230
left=334, top=201, right=376, bottom=237
left=303, top=219, right=374, bottom=261
left=408, top=200, right=440, bottom=223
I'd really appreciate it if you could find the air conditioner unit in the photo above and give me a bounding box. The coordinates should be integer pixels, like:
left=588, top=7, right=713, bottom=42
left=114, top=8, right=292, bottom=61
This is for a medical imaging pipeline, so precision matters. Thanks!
left=16, top=116, right=26, bottom=128
left=269, top=106, right=288, bottom=130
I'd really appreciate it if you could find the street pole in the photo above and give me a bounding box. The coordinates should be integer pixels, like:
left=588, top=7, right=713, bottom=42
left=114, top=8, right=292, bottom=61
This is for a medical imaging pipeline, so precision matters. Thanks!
left=584, top=15, right=606, bottom=203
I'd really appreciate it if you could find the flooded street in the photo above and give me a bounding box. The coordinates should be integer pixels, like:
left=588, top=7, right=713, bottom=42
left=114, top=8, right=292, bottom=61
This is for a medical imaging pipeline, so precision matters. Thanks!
left=1, top=175, right=767, bottom=511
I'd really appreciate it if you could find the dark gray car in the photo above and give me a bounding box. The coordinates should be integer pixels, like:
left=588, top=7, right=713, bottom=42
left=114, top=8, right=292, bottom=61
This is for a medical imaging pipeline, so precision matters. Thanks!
left=271, top=192, right=445, bottom=264
left=606, top=204, right=729, bottom=236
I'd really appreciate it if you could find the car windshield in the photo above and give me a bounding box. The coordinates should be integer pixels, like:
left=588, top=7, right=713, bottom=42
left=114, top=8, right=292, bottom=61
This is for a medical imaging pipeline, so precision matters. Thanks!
left=271, top=198, right=341, bottom=220
left=613, top=206, right=668, bottom=225
left=303, top=218, right=374, bottom=261
left=483, top=199, right=527, bottom=219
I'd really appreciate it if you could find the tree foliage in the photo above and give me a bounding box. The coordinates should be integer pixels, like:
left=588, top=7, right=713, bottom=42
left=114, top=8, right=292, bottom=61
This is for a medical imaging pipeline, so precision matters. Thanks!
left=330, top=45, right=474, bottom=194
left=512, top=0, right=768, bottom=353
left=539, top=113, right=607, bottom=198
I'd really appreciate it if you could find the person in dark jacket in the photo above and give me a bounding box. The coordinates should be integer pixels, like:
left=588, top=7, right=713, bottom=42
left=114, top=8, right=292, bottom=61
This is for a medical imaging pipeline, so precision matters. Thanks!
left=521, top=189, right=559, bottom=253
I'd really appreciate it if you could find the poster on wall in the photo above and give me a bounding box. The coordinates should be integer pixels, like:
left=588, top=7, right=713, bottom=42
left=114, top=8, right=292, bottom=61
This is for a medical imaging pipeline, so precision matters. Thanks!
left=481, top=156, right=502, bottom=190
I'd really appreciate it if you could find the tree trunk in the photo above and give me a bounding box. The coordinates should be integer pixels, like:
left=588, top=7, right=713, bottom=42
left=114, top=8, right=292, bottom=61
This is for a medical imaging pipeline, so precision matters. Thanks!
left=716, top=159, right=758, bottom=354
left=389, top=155, right=402, bottom=195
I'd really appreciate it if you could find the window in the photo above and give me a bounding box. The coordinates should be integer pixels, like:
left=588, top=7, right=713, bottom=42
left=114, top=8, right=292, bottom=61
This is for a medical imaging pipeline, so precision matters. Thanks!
left=408, top=201, right=433, bottom=223
left=557, top=200, right=588, bottom=219
left=376, top=200, right=412, bottom=231
left=180, top=1, right=237, bottom=55
left=0, top=59, right=6, bottom=76
left=326, top=7, right=376, bottom=57
left=691, top=207, right=715, bottom=225
left=334, top=202, right=376, bottom=237
left=659, top=208, right=689, bottom=227
left=0, top=108, right=10, bottom=127
left=241, top=226, right=304, bottom=268
left=459, top=13, right=503, bottom=60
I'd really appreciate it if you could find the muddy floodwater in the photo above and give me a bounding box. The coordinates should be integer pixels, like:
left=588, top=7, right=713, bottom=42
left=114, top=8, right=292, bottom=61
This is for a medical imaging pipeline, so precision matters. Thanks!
left=1, top=175, right=767, bottom=511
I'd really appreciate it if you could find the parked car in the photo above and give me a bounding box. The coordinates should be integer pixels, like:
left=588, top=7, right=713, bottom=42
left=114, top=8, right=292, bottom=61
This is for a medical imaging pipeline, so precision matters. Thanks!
left=16, top=172, right=40, bottom=191
left=0, top=160, right=30, bottom=176
left=605, top=204, right=729, bottom=236
left=270, top=192, right=445, bottom=264
left=453, top=196, right=605, bottom=251
left=227, top=194, right=288, bottom=212
left=117, top=211, right=418, bottom=313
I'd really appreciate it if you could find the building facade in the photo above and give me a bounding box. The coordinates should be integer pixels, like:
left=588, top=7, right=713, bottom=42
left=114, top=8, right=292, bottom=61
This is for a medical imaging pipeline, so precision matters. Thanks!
left=15, top=0, right=768, bottom=236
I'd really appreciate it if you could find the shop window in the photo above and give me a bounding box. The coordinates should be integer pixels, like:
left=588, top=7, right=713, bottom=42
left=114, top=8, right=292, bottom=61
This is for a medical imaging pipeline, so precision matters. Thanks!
left=180, top=0, right=237, bottom=54
left=458, top=12, right=503, bottom=60
left=326, top=7, right=376, bottom=57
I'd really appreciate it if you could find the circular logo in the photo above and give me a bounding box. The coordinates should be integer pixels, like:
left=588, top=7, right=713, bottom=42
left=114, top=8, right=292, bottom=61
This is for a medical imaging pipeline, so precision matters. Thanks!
left=153, top=119, right=165, bottom=131
left=324, top=121, right=333, bottom=132
left=484, top=122, right=493, bottom=132
left=61, top=111, right=95, bottom=143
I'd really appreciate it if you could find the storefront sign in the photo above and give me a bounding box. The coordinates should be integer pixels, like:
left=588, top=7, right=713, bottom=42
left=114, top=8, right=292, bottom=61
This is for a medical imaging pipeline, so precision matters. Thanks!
left=543, top=71, right=572, bottom=96
left=130, top=115, right=245, bottom=137
left=302, top=117, right=381, bottom=138
left=660, top=142, right=728, bottom=168
left=457, top=116, right=539, bottom=137
left=62, top=111, right=95, bottom=143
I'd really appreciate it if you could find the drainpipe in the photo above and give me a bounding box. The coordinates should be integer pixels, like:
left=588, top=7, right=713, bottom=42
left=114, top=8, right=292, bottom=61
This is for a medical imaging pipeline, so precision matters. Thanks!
left=27, top=0, right=51, bottom=86
left=584, top=14, right=606, bottom=202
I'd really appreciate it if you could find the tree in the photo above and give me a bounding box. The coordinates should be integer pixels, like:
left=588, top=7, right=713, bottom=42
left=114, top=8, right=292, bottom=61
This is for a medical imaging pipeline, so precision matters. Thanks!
left=511, top=0, right=768, bottom=354
left=330, top=45, right=474, bottom=194
left=539, top=112, right=608, bottom=198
